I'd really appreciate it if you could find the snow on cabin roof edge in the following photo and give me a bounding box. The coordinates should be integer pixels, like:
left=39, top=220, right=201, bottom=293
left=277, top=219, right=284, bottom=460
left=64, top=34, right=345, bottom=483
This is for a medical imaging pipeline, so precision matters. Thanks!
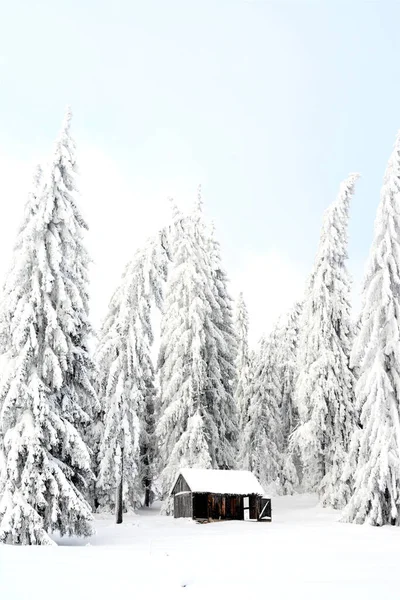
left=171, top=468, right=266, bottom=496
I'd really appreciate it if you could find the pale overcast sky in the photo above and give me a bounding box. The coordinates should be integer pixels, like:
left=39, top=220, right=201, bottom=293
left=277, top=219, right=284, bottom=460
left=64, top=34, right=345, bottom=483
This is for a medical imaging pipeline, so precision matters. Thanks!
left=0, top=0, right=399, bottom=343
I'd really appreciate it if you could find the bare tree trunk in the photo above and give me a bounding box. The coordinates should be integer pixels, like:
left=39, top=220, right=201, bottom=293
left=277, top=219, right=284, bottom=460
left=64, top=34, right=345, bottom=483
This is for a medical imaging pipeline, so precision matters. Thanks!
left=115, top=447, right=124, bottom=524
left=144, top=476, right=151, bottom=507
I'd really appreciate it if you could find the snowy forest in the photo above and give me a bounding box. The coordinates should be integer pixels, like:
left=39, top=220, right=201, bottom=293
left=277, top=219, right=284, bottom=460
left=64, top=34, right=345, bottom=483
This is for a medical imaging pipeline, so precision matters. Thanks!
left=1, top=107, right=400, bottom=545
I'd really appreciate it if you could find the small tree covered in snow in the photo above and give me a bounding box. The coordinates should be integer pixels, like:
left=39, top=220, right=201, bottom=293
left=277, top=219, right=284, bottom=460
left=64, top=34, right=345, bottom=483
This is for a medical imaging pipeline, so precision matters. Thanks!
left=95, top=233, right=168, bottom=515
left=293, top=173, right=359, bottom=508
left=157, top=199, right=236, bottom=505
left=240, top=328, right=283, bottom=493
left=234, top=292, right=250, bottom=430
left=342, top=134, right=400, bottom=526
left=0, top=108, right=95, bottom=544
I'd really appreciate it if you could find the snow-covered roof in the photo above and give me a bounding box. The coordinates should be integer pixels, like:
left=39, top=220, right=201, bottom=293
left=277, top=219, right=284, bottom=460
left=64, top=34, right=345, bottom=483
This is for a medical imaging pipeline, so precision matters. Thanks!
left=174, top=468, right=265, bottom=496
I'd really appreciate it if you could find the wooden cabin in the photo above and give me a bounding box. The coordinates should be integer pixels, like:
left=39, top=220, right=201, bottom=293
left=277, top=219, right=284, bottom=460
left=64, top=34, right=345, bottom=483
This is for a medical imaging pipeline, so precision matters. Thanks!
left=171, top=468, right=271, bottom=522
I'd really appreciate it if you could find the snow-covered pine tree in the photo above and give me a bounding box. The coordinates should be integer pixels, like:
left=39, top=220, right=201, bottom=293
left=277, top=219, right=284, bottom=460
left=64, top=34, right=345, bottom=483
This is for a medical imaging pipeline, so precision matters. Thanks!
left=157, top=198, right=233, bottom=505
left=240, top=326, right=283, bottom=493
left=0, top=108, right=95, bottom=544
left=278, top=301, right=303, bottom=493
left=207, top=217, right=239, bottom=469
left=293, top=173, right=359, bottom=508
left=95, top=232, right=168, bottom=515
left=342, top=134, right=400, bottom=526
left=234, top=292, right=250, bottom=430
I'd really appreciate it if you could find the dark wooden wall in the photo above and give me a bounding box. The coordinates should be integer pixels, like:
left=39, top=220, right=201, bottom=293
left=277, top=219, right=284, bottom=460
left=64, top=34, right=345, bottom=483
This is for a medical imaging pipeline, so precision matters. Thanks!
left=249, top=494, right=258, bottom=520
left=224, top=494, right=243, bottom=520
left=191, top=493, right=245, bottom=520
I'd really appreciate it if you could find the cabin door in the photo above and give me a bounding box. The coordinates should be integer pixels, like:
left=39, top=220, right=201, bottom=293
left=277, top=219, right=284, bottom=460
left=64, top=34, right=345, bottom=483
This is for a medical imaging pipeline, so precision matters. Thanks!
left=243, top=496, right=250, bottom=520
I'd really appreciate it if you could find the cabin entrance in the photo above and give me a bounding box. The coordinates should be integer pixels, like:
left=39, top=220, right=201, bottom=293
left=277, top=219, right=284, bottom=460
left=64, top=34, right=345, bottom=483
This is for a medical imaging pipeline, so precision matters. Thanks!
left=193, top=493, right=208, bottom=519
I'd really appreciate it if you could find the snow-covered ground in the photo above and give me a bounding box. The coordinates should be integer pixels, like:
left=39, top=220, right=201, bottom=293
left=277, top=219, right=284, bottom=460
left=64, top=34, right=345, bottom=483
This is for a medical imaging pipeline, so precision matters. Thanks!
left=1, top=494, right=400, bottom=599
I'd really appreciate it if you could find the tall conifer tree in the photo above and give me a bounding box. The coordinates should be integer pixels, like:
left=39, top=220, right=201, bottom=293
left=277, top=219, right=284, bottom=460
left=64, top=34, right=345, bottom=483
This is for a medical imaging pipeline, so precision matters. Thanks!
left=157, top=194, right=237, bottom=506
left=157, top=208, right=215, bottom=503
left=95, top=233, right=168, bottom=514
left=294, top=173, right=359, bottom=508
left=343, top=134, right=400, bottom=525
left=240, top=327, right=283, bottom=492
left=0, top=108, right=95, bottom=544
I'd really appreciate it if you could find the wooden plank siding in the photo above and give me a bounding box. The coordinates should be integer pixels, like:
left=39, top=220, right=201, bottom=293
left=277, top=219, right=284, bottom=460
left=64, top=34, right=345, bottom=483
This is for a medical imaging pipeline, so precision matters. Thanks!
left=189, top=493, right=245, bottom=521
left=172, top=475, right=192, bottom=518
left=173, top=491, right=192, bottom=518
left=172, top=474, right=191, bottom=495
left=249, top=494, right=258, bottom=520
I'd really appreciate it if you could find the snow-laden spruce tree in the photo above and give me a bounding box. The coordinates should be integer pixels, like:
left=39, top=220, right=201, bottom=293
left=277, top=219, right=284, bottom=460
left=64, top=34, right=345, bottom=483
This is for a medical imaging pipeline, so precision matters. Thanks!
left=95, top=233, right=168, bottom=514
left=234, top=292, right=250, bottom=430
left=293, top=173, right=359, bottom=508
left=0, top=108, right=95, bottom=544
left=240, top=327, right=283, bottom=493
left=157, top=198, right=235, bottom=505
left=208, top=218, right=238, bottom=468
left=278, top=302, right=303, bottom=493
left=342, top=134, right=400, bottom=526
